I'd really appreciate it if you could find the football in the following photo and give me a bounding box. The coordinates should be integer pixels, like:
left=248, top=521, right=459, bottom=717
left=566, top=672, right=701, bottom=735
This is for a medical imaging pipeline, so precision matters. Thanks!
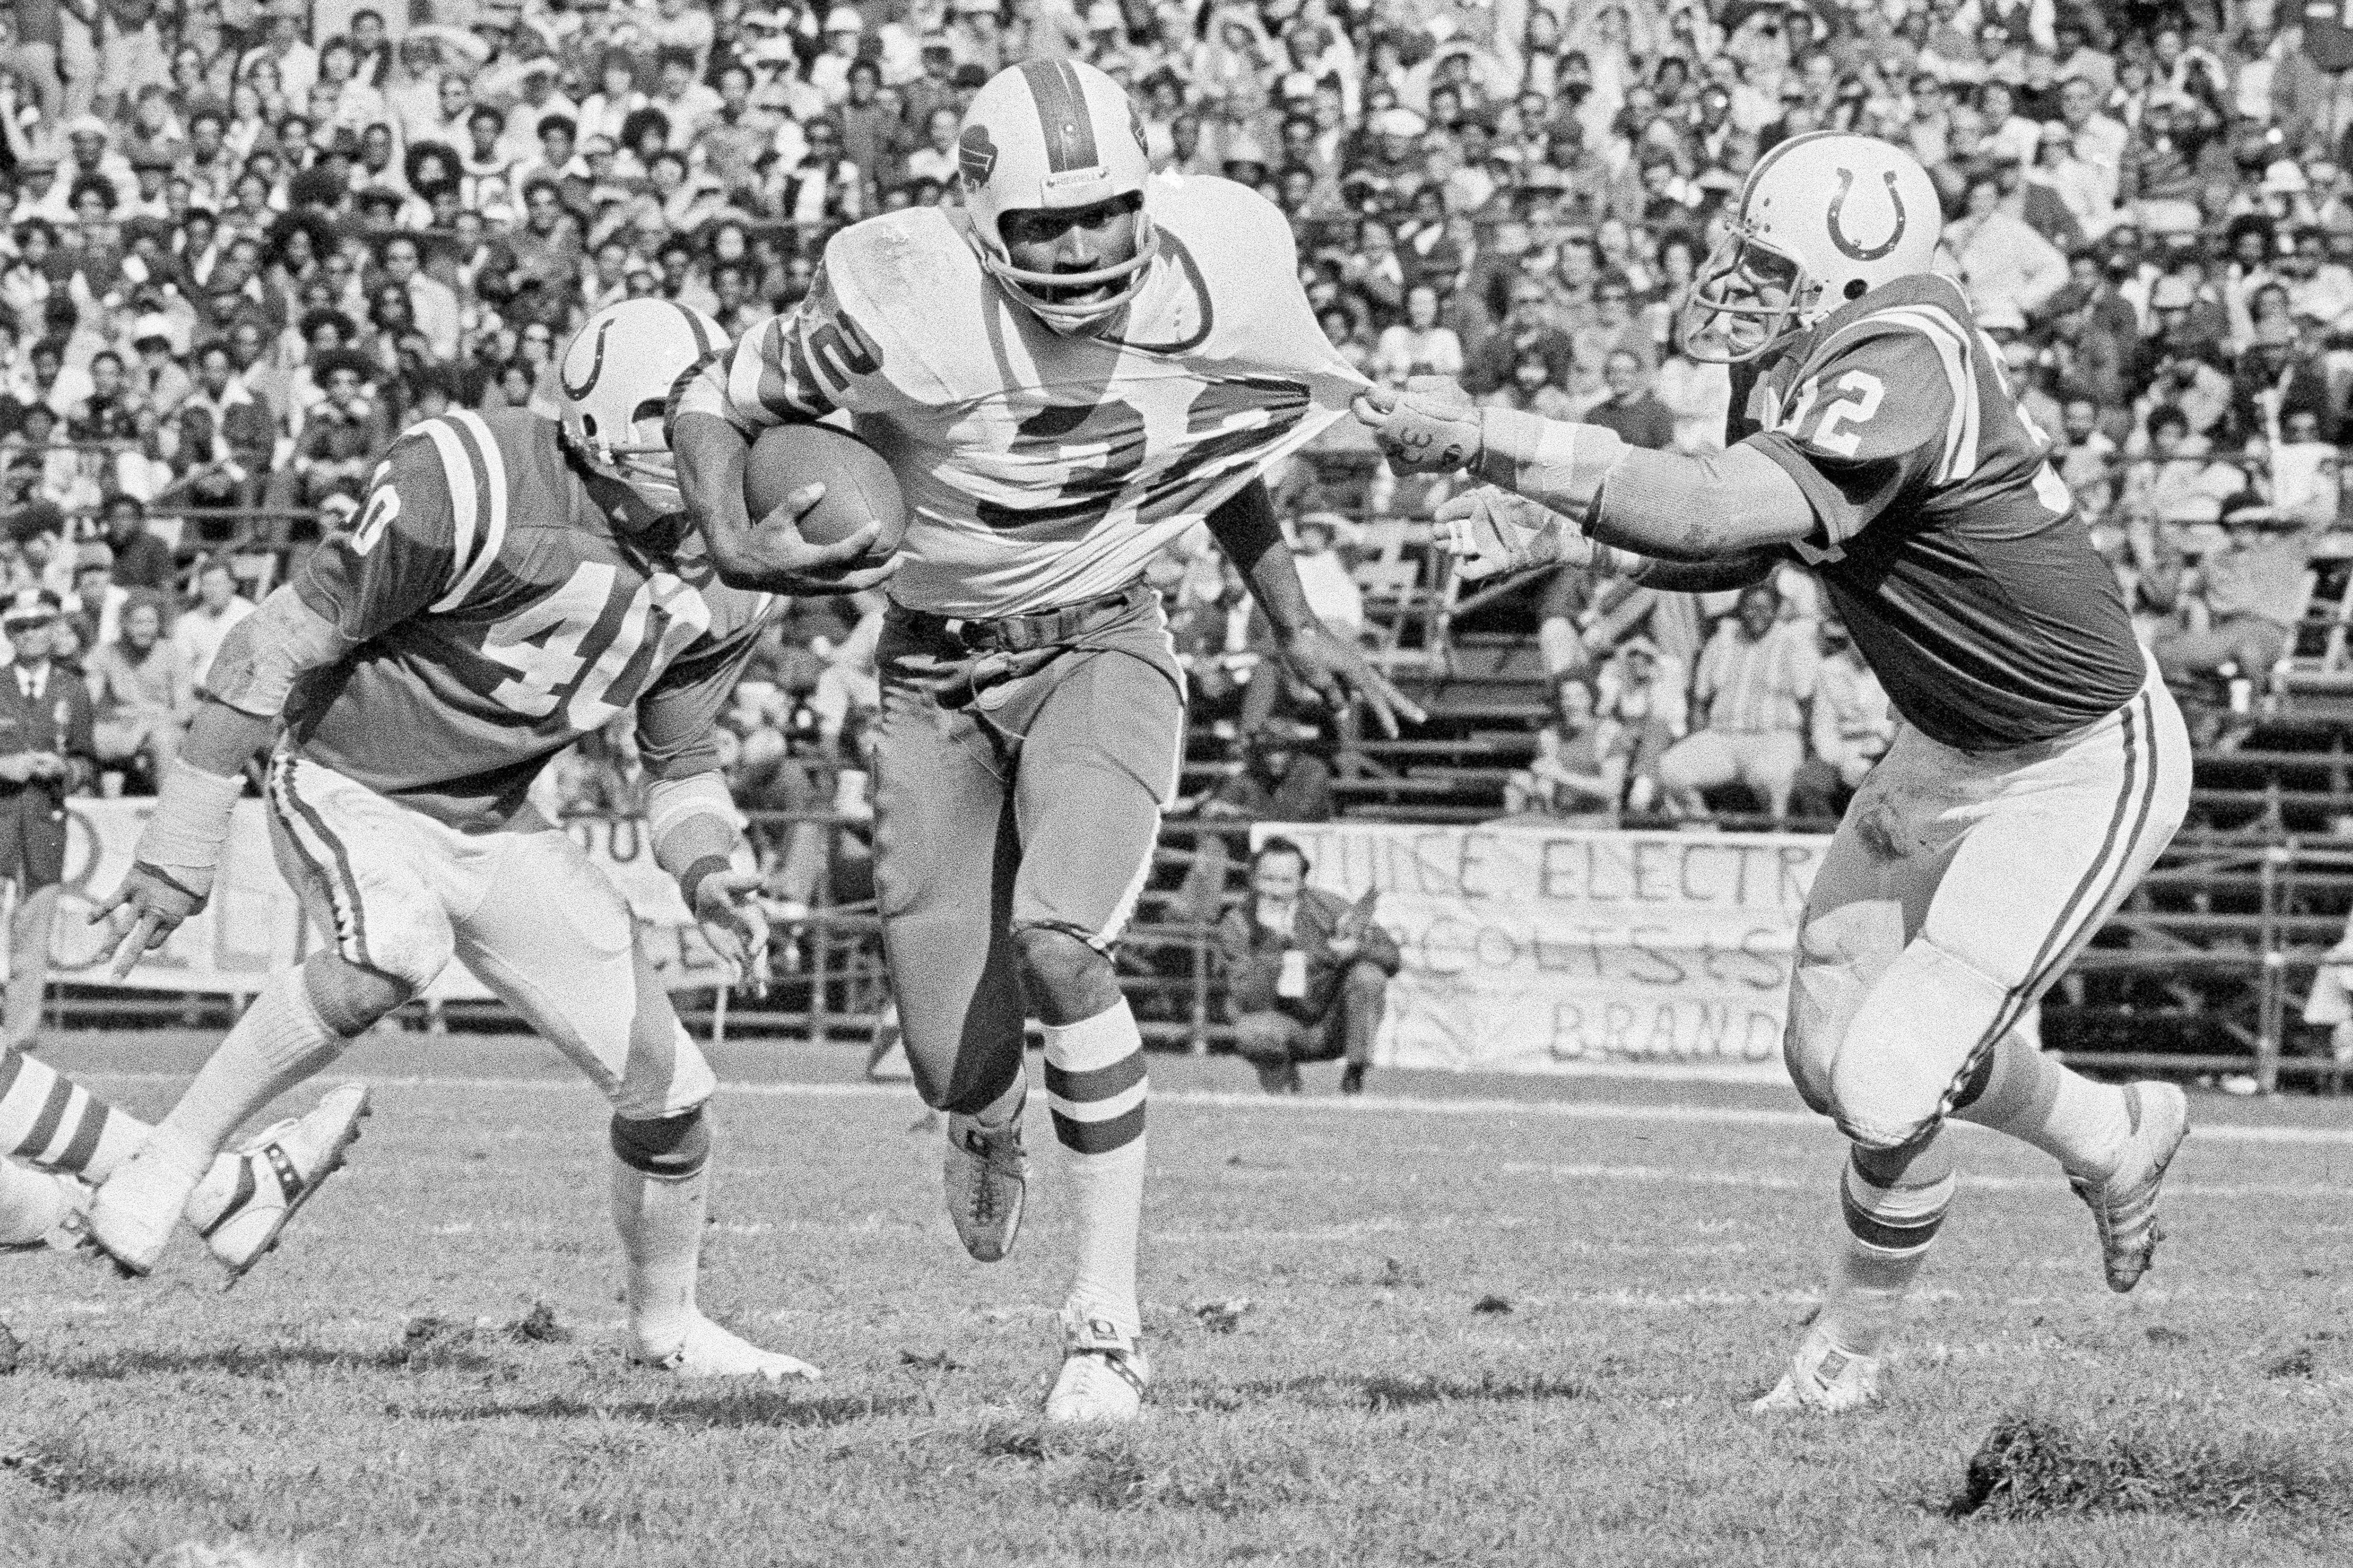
left=743, top=422, right=906, bottom=566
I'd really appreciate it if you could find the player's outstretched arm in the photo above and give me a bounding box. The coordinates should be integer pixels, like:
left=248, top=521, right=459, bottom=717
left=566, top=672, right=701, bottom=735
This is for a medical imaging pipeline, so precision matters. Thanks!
left=91, top=589, right=344, bottom=976
left=1205, top=480, right=1426, bottom=739
left=1435, top=487, right=1780, bottom=594
left=672, top=411, right=899, bottom=598
left=1354, top=381, right=1816, bottom=562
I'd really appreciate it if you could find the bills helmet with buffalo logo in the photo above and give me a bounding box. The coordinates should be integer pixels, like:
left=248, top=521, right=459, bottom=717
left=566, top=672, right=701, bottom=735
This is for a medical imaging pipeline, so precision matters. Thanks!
left=956, top=59, right=1158, bottom=332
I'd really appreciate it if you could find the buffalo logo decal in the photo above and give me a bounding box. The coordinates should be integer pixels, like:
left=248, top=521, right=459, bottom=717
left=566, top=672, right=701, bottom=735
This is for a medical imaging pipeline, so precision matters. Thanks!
left=959, top=124, right=999, bottom=186
left=1826, top=168, right=1905, bottom=262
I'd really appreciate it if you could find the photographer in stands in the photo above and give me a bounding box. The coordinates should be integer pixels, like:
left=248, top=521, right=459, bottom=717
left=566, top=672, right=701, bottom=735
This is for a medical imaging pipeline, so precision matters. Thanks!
left=1217, top=837, right=1400, bottom=1097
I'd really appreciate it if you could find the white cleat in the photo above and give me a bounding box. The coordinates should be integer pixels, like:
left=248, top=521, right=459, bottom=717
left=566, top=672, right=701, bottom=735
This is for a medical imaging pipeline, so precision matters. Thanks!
left=2071, top=1081, right=2189, bottom=1294
left=629, top=1312, right=821, bottom=1381
left=189, top=1084, right=374, bottom=1282
left=1752, top=1324, right=1884, bottom=1415
left=1044, top=1306, right=1149, bottom=1424
left=944, top=1109, right=1027, bottom=1263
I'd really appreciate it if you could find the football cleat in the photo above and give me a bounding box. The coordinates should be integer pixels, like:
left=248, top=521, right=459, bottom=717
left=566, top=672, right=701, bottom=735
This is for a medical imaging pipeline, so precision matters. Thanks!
left=629, top=1312, right=821, bottom=1381
left=943, top=1108, right=1027, bottom=1263
left=1752, top=1324, right=1884, bottom=1415
left=189, top=1084, right=373, bottom=1281
left=2070, top=1081, right=2189, bottom=1294
left=1044, top=1306, right=1149, bottom=1424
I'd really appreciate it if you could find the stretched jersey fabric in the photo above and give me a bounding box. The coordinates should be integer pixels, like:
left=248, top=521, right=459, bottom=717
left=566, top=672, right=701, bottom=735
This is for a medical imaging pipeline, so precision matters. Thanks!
left=1731, top=273, right=2144, bottom=752
left=275, top=407, right=778, bottom=828
left=677, top=173, right=1369, bottom=618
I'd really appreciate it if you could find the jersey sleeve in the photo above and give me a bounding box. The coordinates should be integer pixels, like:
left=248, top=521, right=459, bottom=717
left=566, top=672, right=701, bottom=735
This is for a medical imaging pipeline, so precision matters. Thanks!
left=292, top=415, right=509, bottom=645
left=633, top=610, right=776, bottom=781
left=1738, top=323, right=1964, bottom=555
left=672, top=236, right=912, bottom=435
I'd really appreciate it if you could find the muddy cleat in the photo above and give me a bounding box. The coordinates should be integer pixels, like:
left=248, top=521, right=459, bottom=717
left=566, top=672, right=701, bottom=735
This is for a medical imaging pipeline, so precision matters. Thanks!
left=1752, top=1324, right=1884, bottom=1414
left=1045, top=1306, right=1149, bottom=1424
left=629, top=1312, right=821, bottom=1381
left=944, top=1109, right=1027, bottom=1262
left=185, top=1084, right=374, bottom=1282
left=2071, top=1081, right=2189, bottom=1294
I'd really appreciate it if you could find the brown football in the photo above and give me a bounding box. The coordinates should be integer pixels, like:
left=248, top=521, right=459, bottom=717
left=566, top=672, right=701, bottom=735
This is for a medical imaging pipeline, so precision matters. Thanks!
left=742, top=422, right=907, bottom=564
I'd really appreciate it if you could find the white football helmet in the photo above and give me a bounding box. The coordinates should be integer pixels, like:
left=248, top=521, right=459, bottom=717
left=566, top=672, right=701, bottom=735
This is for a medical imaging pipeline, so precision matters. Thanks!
left=1679, top=131, right=1942, bottom=363
left=556, top=298, right=728, bottom=511
left=957, top=59, right=1158, bottom=332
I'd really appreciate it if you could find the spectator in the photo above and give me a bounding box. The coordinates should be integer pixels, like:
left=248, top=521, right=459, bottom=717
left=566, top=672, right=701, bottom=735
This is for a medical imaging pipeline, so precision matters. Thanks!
left=85, top=588, right=190, bottom=785
left=66, top=542, right=126, bottom=648
left=1656, top=583, right=1817, bottom=822
left=0, top=588, right=91, bottom=1051
left=1505, top=677, right=1625, bottom=823
left=2150, top=491, right=2325, bottom=708
left=1217, top=837, right=1401, bottom=1096
left=1788, top=612, right=1894, bottom=821
left=97, top=494, right=171, bottom=590
left=172, top=557, right=253, bottom=685
left=1199, top=723, right=1334, bottom=825
left=1581, top=348, right=1676, bottom=449
left=1287, top=513, right=1363, bottom=638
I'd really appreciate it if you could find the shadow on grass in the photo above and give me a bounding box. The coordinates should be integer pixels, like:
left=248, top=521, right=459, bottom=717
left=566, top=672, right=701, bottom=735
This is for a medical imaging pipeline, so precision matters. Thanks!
left=1185, top=1369, right=1588, bottom=1414
left=1, top=1431, right=236, bottom=1510
left=48, top=1341, right=507, bottom=1380
left=413, top=1389, right=927, bottom=1429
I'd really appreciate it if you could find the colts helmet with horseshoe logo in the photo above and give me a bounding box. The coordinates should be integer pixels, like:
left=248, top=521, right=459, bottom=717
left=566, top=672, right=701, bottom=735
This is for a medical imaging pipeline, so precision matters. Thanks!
left=1680, top=131, right=1942, bottom=364
left=555, top=297, right=729, bottom=513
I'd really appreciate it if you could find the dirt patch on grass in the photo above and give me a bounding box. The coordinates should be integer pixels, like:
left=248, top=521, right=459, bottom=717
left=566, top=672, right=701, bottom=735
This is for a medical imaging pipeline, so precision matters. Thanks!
left=1955, top=1413, right=2352, bottom=1523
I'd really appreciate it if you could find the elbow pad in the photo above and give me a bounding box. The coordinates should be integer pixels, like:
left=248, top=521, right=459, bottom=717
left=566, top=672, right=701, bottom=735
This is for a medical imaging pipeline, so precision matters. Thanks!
left=203, top=587, right=346, bottom=719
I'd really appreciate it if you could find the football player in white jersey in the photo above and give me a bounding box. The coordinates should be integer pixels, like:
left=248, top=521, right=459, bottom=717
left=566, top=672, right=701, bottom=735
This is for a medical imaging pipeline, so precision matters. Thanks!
left=1357, top=133, right=2193, bottom=1412
left=673, top=59, right=1417, bottom=1421
left=84, top=300, right=873, bottom=1378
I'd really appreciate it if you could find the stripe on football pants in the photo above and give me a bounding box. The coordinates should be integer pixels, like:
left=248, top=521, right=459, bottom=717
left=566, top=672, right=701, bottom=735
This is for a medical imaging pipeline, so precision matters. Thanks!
left=266, top=755, right=375, bottom=973
left=433, top=411, right=510, bottom=612
left=1937, top=688, right=2164, bottom=1121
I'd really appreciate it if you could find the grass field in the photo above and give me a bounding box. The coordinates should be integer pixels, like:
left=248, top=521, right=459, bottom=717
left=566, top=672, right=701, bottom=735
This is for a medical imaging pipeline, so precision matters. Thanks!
left=3, top=1031, right=2350, bottom=1568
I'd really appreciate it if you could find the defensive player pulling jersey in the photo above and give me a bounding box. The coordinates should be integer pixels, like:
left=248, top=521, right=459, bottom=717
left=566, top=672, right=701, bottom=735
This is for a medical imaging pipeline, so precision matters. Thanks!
left=281, top=407, right=778, bottom=828
left=676, top=173, right=1369, bottom=618
left=1730, top=273, right=2144, bottom=752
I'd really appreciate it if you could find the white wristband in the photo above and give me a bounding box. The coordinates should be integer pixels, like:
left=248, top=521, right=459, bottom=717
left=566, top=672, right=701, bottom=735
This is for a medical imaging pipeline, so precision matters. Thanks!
left=133, top=761, right=244, bottom=871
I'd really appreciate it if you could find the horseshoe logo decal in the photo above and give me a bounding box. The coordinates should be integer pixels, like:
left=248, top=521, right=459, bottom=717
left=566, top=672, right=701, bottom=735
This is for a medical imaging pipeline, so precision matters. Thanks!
left=560, top=317, right=612, bottom=401
left=1827, top=168, right=1905, bottom=262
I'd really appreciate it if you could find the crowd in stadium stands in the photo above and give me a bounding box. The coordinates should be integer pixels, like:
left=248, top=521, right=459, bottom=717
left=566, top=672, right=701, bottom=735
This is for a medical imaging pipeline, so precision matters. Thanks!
left=0, top=0, right=2339, bottom=833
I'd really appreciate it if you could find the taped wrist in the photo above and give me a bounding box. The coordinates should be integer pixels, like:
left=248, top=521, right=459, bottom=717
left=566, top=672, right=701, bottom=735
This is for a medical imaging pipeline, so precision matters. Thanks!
left=1474, top=410, right=1631, bottom=524
left=134, top=761, right=244, bottom=871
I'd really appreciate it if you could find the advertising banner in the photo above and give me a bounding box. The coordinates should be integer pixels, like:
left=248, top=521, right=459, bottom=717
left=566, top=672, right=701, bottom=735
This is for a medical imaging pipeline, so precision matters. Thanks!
left=32, top=800, right=733, bottom=998
left=1255, top=822, right=1833, bottom=1073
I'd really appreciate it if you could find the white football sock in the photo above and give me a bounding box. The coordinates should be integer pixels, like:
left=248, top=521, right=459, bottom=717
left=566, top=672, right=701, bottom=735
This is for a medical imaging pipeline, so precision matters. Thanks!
left=1817, top=1137, right=1956, bottom=1359
left=612, top=1157, right=708, bottom=1358
left=0, top=1157, right=69, bottom=1246
left=155, top=969, right=350, bottom=1158
left=1042, top=998, right=1147, bottom=1339
left=0, top=1049, right=145, bottom=1179
left=1952, top=1031, right=2131, bottom=1182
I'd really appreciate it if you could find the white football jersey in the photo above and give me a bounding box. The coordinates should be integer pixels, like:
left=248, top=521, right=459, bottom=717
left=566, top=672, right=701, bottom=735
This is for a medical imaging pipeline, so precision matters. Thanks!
left=678, top=174, right=1369, bottom=617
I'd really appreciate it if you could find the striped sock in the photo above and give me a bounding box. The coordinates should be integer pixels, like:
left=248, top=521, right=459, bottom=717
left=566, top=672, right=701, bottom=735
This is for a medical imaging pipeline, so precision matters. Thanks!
left=1817, top=1137, right=1956, bottom=1359
left=1952, top=1030, right=2131, bottom=1182
left=1042, top=998, right=1147, bottom=1339
left=0, top=1049, right=146, bottom=1180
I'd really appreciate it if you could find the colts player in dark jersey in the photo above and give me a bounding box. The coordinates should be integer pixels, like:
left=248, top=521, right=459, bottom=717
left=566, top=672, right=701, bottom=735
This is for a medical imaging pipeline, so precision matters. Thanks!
left=1356, top=132, right=2193, bottom=1412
